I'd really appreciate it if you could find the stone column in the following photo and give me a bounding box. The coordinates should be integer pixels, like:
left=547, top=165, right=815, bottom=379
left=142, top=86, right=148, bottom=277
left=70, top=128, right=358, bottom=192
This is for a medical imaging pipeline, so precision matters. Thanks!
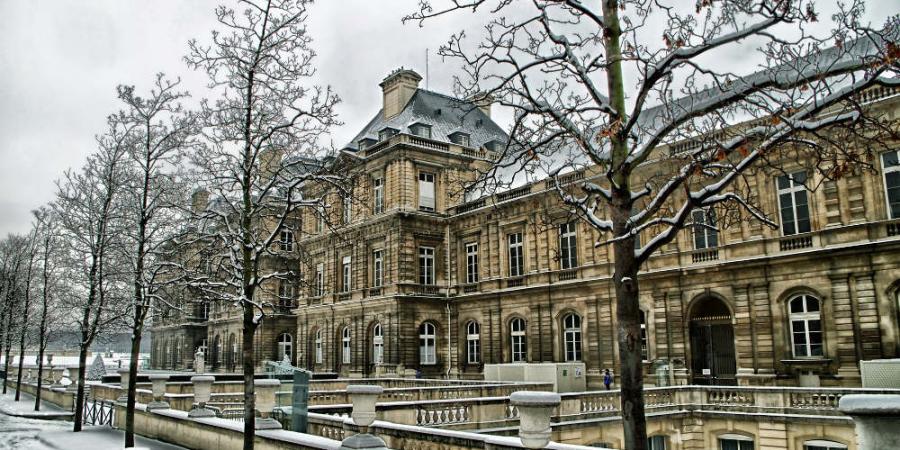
left=839, top=394, right=900, bottom=450
left=188, top=375, right=216, bottom=418
left=830, top=274, right=861, bottom=381
left=340, top=385, right=387, bottom=450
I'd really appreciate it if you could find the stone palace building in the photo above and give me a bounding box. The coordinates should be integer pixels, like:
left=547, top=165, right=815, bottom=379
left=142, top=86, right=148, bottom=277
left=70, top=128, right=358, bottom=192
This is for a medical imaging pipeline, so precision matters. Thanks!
left=149, top=68, right=900, bottom=390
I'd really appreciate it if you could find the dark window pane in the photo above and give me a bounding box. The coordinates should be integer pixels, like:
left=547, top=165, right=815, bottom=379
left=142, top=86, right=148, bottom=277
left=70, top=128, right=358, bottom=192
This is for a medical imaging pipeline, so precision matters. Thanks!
left=806, top=297, right=820, bottom=312
left=790, top=298, right=804, bottom=313
left=808, top=320, right=822, bottom=332
left=777, top=175, right=790, bottom=190
left=793, top=171, right=807, bottom=184
left=883, top=151, right=899, bottom=168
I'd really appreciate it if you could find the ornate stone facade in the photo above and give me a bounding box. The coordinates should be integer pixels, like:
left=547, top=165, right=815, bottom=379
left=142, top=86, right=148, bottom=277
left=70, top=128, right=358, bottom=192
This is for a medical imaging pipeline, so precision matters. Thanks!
left=149, top=70, right=900, bottom=390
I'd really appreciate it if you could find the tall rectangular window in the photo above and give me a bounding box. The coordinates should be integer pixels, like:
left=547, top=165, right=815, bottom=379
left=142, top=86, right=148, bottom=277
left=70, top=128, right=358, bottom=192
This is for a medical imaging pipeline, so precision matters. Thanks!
left=692, top=208, right=718, bottom=249
left=278, top=280, right=294, bottom=307
left=373, top=177, right=384, bottom=214
left=508, top=232, right=524, bottom=277
left=419, top=247, right=435, bottom=285
left=777, top=171, right=811, bottom=235
left=315, top=263, right=324, bottom=296
left=341, top=256, right=351, bottom=292
left=372, top=250, right=383, bottom=287
left=279, top=230, right=294, bottom=252
left=342, top=193, right=352, bottom=224
left=315, top=206, right=325, bottom=233
left=882, top=149, right=900, bottom=219
left=465, top=242, right=479, bottom=284
left=418, top=172, right=435, bottom=211
left=558, top=222, right=578, bottom=269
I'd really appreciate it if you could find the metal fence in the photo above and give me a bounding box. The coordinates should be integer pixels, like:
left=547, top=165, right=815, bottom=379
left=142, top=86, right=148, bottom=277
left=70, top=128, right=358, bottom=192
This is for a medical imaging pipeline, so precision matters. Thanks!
left=82, top=398, right=115, bottom=426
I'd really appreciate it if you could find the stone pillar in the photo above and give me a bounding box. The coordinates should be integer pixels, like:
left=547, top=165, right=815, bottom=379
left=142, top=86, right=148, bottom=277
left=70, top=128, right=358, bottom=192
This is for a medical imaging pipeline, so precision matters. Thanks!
left=116, top=368, right=130, bottom=403
left=854, top=272, right=883, bottom=361
left=751, top=283, right=775, bottom=378
left=830, top=274, right=861, bottom=381
left=839, top=394, right=900, bottom=450
left=733, top=285, right=754, bottom=385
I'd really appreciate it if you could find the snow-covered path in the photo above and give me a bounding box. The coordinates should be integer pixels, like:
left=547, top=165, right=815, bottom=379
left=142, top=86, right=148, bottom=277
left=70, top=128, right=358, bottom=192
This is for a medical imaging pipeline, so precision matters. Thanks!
left=0, top=390, right=187, bottom=450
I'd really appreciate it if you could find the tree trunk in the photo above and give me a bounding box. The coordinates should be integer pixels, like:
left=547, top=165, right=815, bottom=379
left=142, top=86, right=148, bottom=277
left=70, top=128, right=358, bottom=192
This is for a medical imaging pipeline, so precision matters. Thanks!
left=72, top=345, right=89, bottom=432
left=14, top=328, right=27, bottom=401
left=1, top=307, right=12, bottom=395
left=242, top=301, right=257, bottom=450
left=34, top=340, right=47, bottom=410
left=125, top=329, right=141, bottom=447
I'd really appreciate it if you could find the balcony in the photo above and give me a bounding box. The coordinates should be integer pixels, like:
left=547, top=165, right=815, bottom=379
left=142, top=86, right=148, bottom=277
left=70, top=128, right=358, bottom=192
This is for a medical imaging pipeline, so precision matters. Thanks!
left=557, top=269, right=578, bottom=281
left=691, top=248, right=719, bottom=263
left=506, top=277, right=524, bottom=288
left=888, top=220, right=900, bottom=236
left=367, top=287, right=382, bottom=297
left=779, top=234, right=813, bottom=251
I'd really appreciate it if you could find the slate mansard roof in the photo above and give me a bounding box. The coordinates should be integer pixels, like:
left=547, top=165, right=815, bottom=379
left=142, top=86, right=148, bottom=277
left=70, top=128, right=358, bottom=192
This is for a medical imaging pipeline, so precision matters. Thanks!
left=343, top=88, right=509, bottom=152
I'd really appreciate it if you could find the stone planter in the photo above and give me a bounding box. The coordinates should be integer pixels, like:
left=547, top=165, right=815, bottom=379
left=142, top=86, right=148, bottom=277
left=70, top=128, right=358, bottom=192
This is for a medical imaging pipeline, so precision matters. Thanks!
left=147, top=374, right=170, bottom=411
left=839, top=394, right=900, bottom=450
left=510, top=391, right=561, bottom=449
left=347, top=384, right=384, bottom=427
left=188, top=375, right=216, bottom=418
left=254, top=379, right=282, bottom=430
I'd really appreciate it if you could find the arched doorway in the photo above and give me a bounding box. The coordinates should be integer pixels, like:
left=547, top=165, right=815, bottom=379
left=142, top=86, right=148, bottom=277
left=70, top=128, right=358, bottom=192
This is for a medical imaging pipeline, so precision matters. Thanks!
left=689, top=296, right=737, bottom=385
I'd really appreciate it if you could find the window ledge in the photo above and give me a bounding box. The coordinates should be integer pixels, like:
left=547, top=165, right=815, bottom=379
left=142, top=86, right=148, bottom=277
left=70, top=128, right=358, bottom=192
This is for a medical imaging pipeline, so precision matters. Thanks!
left=780, top=358, right=832, bottom=366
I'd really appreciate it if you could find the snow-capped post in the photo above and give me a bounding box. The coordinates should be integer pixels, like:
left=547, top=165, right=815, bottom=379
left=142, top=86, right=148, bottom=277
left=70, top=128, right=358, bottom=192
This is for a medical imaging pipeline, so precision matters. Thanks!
left=147, top=374, right=170, bottom=411
left=254, top=379, right=282, bottom=429
left=117, top=368, right=131, bottom=403
left=405, top=2, right=899, bottom=449
left=340, top=385, right=387, bottom=450
left=188, top=375, right=215, bottom=418
left=839, top=394, right=900, bottom=450
left=510, top=391, right=561, bottom=449
left=65, top=367, right=81, bottom=393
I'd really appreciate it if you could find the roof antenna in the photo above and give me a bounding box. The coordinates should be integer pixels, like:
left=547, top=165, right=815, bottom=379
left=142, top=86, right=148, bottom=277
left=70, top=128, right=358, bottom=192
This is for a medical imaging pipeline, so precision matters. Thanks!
left=425, top=48, right=430, bottom=91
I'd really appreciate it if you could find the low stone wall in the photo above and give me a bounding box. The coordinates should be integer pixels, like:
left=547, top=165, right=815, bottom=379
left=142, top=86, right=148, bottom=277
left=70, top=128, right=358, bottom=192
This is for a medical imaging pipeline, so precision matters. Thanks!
left=113, top=403, right=341, bottom=450
left=4, top=380, right=75, bottom=411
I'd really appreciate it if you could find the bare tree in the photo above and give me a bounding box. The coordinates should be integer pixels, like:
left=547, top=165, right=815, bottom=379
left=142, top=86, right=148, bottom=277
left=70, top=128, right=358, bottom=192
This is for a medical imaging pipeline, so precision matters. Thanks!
left=13, top=228, right=38, bottom=401
left=407, top=1, right=899, bottom=448
left=0, top=236, right=26, bottom=395
left=184, top=1, right=340, bottom=447
left=114, top=74, right=198, bottom=448
left=54, top=122, right=130, bottom=432
left=32, top=206, right=61, bottom=411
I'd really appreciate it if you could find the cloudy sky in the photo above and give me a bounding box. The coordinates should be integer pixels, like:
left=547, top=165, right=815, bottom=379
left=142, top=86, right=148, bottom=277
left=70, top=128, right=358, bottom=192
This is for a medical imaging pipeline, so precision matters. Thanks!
left=0, top=1, right=888, bottom=237
left=0, top=0, right=494, bottom=236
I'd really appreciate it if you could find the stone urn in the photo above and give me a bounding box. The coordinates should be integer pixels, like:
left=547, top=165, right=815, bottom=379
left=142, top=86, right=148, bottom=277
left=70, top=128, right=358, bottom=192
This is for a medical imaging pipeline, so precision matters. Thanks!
left=116, top=368, right=131, bottom=402
left=147, top=374, right=170, bottom=411
left=188, top=375, right=216, bottom=418
left=254, top=379, right=282, bottom=429
left=510, top=391, right=561, bottom=449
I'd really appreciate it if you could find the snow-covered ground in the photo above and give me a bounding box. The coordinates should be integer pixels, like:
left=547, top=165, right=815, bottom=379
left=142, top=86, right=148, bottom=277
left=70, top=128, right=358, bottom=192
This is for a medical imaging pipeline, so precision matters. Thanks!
left=0, top=391, right=186, bottom=450
left=1, top=352, right=149, bottom=370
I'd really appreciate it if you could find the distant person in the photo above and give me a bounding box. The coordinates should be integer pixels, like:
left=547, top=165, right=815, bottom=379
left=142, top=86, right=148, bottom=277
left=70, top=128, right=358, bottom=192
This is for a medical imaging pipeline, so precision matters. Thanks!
left=603, top=369, right=613, bottom=390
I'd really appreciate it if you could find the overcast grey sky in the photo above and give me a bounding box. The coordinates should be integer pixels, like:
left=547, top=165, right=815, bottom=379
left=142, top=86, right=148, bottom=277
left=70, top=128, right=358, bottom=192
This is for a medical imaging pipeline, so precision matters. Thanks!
left=0, top=0, right=494, bottom=237
left=0, top=1, right=890, bottom=237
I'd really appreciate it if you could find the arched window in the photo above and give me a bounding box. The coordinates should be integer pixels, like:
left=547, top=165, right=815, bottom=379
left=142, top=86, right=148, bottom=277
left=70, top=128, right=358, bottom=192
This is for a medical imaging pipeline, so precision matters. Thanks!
left=341, top=327, right=351, bottom=364
left=419, top=322, right=436, bottom=365
left=314, top=329, right=323, bottom=364
left=803, top=440, right=848, bottom=450
left=174, top=337, right=182, bottom=366
left=163, top=339, right=171, bottom=368
left=372, top=324, right=384, bottom=365
left=226, top=333, right=237, bottom=370
left=510, top=318, right=527, bottom=362
left=789, top=294, right=823, bottom=357
left=563, top=314, right=582, bottom=362
left=466, top=321, right=481, bottom=364
left=278, top=333, right=293, bottom=363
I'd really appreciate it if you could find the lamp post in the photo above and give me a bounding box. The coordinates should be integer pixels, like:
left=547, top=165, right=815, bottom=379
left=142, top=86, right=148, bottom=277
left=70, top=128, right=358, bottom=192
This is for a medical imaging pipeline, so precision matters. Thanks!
left=510, top=391, right=561, bottom=449
left=339, top=385, right=387, bottom=450
left=188, top=375, right=216, bottom=418
left=147, top=374, right=170, bottom=411
left=255, top=379, right=282, bottom=429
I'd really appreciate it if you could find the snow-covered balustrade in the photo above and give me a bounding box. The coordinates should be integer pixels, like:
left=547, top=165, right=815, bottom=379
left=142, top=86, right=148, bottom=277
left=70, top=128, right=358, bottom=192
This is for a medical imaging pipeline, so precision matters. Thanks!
left=308, top=382, right=552, bottom=405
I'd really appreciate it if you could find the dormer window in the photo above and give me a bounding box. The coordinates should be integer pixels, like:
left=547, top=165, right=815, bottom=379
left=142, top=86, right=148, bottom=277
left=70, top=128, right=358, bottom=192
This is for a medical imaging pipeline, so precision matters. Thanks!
left=358, top=138, right=376, bottom=150
left=378, top=127, right=398, bottom=142
left=409, top=123, right=432, bottom=139
left=449, top=132, right=470, bottom=147
left=483, top=140, right=502, bottom=152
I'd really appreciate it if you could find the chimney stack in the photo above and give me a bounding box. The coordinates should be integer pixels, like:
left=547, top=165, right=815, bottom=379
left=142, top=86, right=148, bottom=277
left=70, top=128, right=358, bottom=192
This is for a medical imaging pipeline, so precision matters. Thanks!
left=467, top=92, right=493, bottom=118
left=380, top=68, right=422, bottom=120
